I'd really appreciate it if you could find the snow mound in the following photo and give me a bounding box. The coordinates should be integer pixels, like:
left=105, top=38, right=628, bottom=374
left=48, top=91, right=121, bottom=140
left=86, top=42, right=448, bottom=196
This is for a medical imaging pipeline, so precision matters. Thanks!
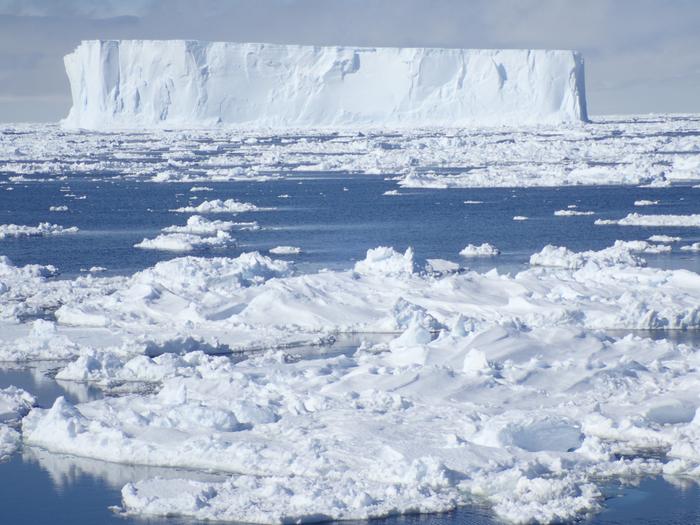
left=62, top=40, right=587, bottom=129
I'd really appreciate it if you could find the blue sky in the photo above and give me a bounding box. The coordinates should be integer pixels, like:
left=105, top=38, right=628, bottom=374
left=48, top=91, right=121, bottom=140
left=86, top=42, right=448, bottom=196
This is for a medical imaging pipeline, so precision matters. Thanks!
left=1, top=0, right=699, bottom=121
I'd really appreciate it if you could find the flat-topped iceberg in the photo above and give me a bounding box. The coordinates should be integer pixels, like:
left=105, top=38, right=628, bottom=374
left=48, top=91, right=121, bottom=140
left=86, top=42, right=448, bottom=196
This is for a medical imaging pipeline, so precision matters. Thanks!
left=62, top=40, right=588, bottom=129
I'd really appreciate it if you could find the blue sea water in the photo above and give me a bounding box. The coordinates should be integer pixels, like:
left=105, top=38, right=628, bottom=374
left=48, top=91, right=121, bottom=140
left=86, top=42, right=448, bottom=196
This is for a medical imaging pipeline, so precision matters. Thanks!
left=1, top=172, right=700, bottom=524
left=1, top=174, right=699, bottom=277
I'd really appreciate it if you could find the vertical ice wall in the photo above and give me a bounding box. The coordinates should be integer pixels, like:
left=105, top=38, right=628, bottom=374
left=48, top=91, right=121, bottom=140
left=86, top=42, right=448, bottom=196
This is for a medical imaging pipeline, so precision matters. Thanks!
left=63, top=40, right=588, bottom=129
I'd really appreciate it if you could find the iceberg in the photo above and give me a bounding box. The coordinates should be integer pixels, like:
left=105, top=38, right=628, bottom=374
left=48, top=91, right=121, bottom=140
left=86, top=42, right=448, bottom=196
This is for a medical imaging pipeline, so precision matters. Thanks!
left=62, top=40, right=588, bottom=129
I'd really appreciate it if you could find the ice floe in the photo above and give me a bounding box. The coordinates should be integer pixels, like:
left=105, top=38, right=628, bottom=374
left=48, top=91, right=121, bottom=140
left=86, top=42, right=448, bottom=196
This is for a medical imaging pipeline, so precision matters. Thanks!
left=459, top=243, right=500, bottom=257
left=269, top=246, right=302, bottom=255
left=0, top=223, right=78, bottom=240
left=171, top=199, right=259, bottom=214
left=596, top=213, right=700, bottom=227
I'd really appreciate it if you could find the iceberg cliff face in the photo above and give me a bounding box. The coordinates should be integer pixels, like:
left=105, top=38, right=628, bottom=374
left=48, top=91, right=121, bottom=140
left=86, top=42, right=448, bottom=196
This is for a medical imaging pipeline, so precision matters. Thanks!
left=63, top=40, right=588, bottom=129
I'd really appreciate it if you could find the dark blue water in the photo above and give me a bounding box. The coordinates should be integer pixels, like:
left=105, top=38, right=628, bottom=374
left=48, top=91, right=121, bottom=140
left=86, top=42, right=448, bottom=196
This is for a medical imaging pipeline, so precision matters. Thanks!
left=2, top=174, right=699, bottom=277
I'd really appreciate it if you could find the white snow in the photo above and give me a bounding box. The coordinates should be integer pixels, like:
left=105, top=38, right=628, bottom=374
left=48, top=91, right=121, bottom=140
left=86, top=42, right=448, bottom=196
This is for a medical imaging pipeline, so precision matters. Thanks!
left=62, top=41, right=587, bottom=129
left=0, top=223, right=78, bottom=239
left=459, top=243, right=500, bottom=257
left=596, top=213, right=700, bottom=227
left=171, top=199, right=259, bottom=214
left=269, top=246, right=302, bottom=255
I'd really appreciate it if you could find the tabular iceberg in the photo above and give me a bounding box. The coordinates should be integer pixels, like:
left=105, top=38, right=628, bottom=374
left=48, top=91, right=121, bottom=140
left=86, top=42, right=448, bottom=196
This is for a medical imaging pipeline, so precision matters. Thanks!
left=62, top=40, right=588, bottom=129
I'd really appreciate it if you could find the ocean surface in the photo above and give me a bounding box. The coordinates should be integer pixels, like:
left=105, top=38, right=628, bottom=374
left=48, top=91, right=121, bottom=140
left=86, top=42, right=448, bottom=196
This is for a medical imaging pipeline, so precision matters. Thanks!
left=1, top=174, right=699, bottom=277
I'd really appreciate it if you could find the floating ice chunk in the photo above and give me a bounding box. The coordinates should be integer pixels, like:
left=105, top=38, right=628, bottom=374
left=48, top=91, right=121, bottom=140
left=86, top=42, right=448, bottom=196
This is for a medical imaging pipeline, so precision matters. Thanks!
left=424, top=259, right=460, bottom=274
left=383, top=190, right=401, bottom=196
left=354, top=247, right=415, bottom=276
left=529, top=243, right=643, bottom=269
left=189, top=186, right=213, bottom=192
left=595, top=213, right=700, bottom=227
left=0, top=222, right=78, bottom=239
left=463, top=200, right=483, bottom=204
left=269, top=246, right=301, bottom=255
left=162, top=215, right=238, bottom=235
left=681, top=243, right=700, bottom=252
left=634, top=200, right=659, bottom=206
left=171, top=199, right=259, bottom=214
left=613, top=240, right=671, bottom=254
left=553, top=209, right=595, bottom=216
left=49, top=205, right=69, bottom=212
left=459, top=243, right=500, bottom=257
left=512, top=216, right=528, bottom=221
left=648, top=235, right=681, bottom=243
left=134, top=231, right=234, bottom=252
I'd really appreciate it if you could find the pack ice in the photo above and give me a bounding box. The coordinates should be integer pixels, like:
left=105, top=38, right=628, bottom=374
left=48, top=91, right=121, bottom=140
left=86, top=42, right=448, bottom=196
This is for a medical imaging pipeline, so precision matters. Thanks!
left=62, top=40, right=588, bottom=129
left=2, top=241, right=700, bottom=523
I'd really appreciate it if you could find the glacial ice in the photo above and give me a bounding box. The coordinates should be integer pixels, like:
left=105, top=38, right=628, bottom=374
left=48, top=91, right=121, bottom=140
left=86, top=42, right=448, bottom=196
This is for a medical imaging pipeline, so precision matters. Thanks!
left=595, top=213, right=700, bottom=227
left=62, top=40, right=587, bottom=129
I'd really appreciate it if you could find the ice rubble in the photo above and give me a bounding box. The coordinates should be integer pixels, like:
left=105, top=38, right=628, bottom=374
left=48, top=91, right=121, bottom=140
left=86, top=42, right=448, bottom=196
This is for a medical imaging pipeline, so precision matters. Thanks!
left=3, top=243, right=700, bottom=522
left=62, top=40, right=587, bottom=129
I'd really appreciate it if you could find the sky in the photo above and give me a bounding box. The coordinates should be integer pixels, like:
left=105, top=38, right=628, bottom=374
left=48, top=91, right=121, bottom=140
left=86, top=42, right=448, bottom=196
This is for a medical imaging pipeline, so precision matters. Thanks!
left=1, top=0, right=700, bottom=122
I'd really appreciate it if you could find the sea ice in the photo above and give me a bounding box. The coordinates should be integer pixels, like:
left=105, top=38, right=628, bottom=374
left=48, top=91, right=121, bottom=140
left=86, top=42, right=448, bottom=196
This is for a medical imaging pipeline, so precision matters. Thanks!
left=0, top=223, right=78, bottom=239
left=595, top=213, right=700, bottom=227
left=269, top=246, right=302, bottom=255
left=459, top=243, right=501, bottom=257
left=171, top=199, right=259, bottom=214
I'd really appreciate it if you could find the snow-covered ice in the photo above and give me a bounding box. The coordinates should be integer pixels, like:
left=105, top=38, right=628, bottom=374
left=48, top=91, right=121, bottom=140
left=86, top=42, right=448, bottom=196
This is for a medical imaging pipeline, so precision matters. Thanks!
left=459, top=243, right=500, bottom=257
left=269, top=246, right=302, bottom=255
left=171, top=199, right=259, bottom=214
left=0, top=223, right=78, bottom=240
left=596, top=213, right=700, bottom=227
